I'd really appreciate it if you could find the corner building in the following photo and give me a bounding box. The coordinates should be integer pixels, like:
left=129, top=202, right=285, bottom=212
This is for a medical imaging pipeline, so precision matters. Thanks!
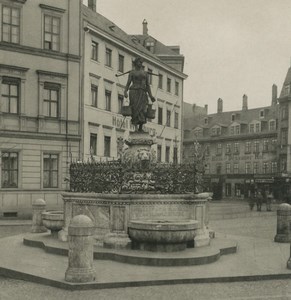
left=183, top=88, right=279, bottom=200
left=81, top=3, right=187, bottom=163
left=0, top=0, right=81, bottom=217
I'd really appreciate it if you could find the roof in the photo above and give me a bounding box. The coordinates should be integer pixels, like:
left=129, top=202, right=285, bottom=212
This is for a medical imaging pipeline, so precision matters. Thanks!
left=279, top=67, right=291, bottom=98
left=184, top=105, right=278, bottom=131
left=82, top=5, right=186, bottom=77
left=131, top=35, right=184, bottom=57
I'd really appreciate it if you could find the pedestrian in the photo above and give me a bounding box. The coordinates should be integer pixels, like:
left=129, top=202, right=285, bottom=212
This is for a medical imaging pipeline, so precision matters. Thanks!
left=256, top=190, right=263, bottom=211
left=266, top=190, right=273, bottom=211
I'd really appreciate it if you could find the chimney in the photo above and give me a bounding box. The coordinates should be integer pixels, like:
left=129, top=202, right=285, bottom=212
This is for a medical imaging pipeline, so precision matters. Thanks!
left=242, top=94, right=248, bottom=111
left=142, top=19, right=148, bottom=35
left=204, top=104, right=208, bottom=114
left=217, top=98, right=223, bottom=113
left=88, top=0, right=97, bottom=12
left=272, top=84, right=277, bottom=105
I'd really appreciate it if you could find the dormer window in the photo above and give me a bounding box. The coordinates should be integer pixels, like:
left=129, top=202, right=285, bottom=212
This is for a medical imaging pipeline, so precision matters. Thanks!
left=260, top=110, right=264, bottom=118
left=283, top=84, right=290, bottom=97
left=231, top=114, right=235, bottom=121
left=235, top=125, right=240, bottom=134
left=204, top=118, right=208, bottom=124
left=146, top=41, right=154, bottom=51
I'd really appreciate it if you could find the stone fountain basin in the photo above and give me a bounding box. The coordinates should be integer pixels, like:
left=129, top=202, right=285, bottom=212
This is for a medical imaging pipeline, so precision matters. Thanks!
left=128, top=219, right=199, bottom=252
left=42, top=211, right=64, bottom=234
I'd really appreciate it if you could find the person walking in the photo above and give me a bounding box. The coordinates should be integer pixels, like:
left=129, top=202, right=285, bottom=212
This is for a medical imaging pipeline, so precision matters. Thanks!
left=256, top=190, right=263, bottom=211
left=266, top=190, right=273, bottom=211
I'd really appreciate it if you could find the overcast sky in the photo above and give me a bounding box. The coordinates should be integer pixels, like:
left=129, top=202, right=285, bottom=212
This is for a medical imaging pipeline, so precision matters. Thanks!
left=98, top=0, right=291, bottom=113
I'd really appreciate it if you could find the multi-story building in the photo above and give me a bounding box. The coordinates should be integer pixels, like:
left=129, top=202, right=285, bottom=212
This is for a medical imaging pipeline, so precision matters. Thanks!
left=183, top=87, right=279, bottom=199
left=81, top=3, right=187, bottom=163
left=0, top=0, right=81, bottom=217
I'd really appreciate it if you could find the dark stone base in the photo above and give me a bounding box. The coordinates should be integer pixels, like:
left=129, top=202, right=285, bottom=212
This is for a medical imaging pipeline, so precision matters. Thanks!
left=65, top=267, right=95, bottom=283
left=132, top=240, right=187, bottom=252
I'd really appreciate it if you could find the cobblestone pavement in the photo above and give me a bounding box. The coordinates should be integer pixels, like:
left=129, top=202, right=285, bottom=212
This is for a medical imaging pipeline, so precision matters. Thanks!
left=1, top=276, right=291, bottom=300
left=1, top=214, right=290, bottom=299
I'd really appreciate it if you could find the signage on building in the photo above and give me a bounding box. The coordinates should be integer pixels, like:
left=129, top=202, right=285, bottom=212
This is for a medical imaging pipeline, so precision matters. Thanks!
left=112, top=116, right=157, bottom=136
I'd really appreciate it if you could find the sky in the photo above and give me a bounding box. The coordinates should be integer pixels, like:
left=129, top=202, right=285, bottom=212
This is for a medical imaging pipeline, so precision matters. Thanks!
left=97, top=0, right=291, bottom=114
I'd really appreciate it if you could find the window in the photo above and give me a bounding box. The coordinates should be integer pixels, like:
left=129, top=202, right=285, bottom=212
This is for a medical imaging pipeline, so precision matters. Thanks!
left=263, top=162, right=268, bottom=174
left=148, top=68, right=153, bottom=85
left=263, top=139, right=269, bottom=152
left=226, top=163, right=231, bottom=174
left=281, top=129, right=288, bottom=145
left=205, top=164, right=210, bottom=174
left=166, top=109, right=171, bottom=127
left=158, top=74, right=163, bottom=89
left=245, top=141, right=251, bottom=153
left=271, top=139, right=277, bottom=151
left=235, top=125, right=240, bottom=134
left=1, top=77, right=19, bottom=114
left=175, top=81, right=179, bottom=96
left=91, top=41, right=98, bottom=61
left=254, top=140, right=260, bottom=153
left=90, top=133, right=97, bottom=156
left=173, top=147, right=178, bottom=165
left=44, top=15, right=60, bottom=51
left=216, top=143, right=222, bottom=155
left=204, top=118, right=208, bottom=125
left=281, top=157, right=287, bottom=172
left=255, top=123, right=260, bottom=133
left=105, top=48, right=112, bottom=67
left=167, top=78, right=171, bottom=93
left=118, top=54, right=124, bottom=73
left=249, top=124, right=254, bottom=133
left=91, top=85, right=98, bottom=107
left=43, top=154, right=58, bottom=188
left=253, top=162, right=259, bottom=174
left=245, top=162, right=251, bottom=174
left=1, top=152, right=18, bottom=188
left=235, top=183, right=241, bottom=196
left=2, top=6, right=20, bottom=44
left=118, top=94, right=124, bottom=114
left=260, top=110, right=264, bottom=118
left=158, top=107, right=163, bottom=125
left=104, top=136, right=111, bottom=157
left=205, top=144, right=210, bottom=156
left=174, top=112, right=179, bottom=129
left=165, top=146, right=170, bottom=163
left=283, top=85, right=290, bottom=97
left=105, top=90, right=111, bottom=111
left=269, top=120, right=276, bottom=131
left=271, top=162, right=277, bottom=173
left=226, top=144, right=231, bottom=154
left=234, top=163, right=239, bottom=174
left=225, top=183, right=231, bottom=196
left=216, top=164, right=222, bottom=174
left=231, top=114, right=235, bottom=121
left=194, top=129, right=202, bottom=138
left=43, top=83, right=59, bottom=117
left=282, top=106, right=288, bottom=120
left=157, top=145, right=162, bottom=162
left=230, top=126, right=234, bottom=135
left=234, top=142, right=239, bottom=154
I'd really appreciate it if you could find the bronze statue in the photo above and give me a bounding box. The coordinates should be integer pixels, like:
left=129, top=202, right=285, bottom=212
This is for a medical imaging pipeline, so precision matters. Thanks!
left=124, top=57, right=155, bottom=132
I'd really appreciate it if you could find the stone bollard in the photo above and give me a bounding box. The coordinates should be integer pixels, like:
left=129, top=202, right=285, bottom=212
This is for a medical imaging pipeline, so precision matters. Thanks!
left=65, top=215, right=95, bottom=283
left=31, top=199, right=47, bottom=233
left=274, top=203, right=291, bottom=243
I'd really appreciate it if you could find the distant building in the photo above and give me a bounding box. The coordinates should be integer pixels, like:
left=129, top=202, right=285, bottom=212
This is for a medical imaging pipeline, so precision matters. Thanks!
left=183, top=87, right=279, bottom=200
left=81, top=4, right=187, bottom=163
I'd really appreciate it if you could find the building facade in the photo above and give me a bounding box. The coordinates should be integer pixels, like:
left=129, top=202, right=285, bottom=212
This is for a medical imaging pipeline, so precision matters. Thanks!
left=183, top=87, right=279, bottom=200
left=0, top=0, right=81, bottom=217
left=81, top=3, right=187, bottom=163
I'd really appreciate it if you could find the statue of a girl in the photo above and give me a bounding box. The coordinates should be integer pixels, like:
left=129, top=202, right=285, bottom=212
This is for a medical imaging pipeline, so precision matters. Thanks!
left=124, top=57, right=155, bottom=132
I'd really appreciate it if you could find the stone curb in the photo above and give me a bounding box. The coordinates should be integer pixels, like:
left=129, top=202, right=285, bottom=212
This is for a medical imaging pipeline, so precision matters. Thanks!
left=1, top=267, right=291, bottom=291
